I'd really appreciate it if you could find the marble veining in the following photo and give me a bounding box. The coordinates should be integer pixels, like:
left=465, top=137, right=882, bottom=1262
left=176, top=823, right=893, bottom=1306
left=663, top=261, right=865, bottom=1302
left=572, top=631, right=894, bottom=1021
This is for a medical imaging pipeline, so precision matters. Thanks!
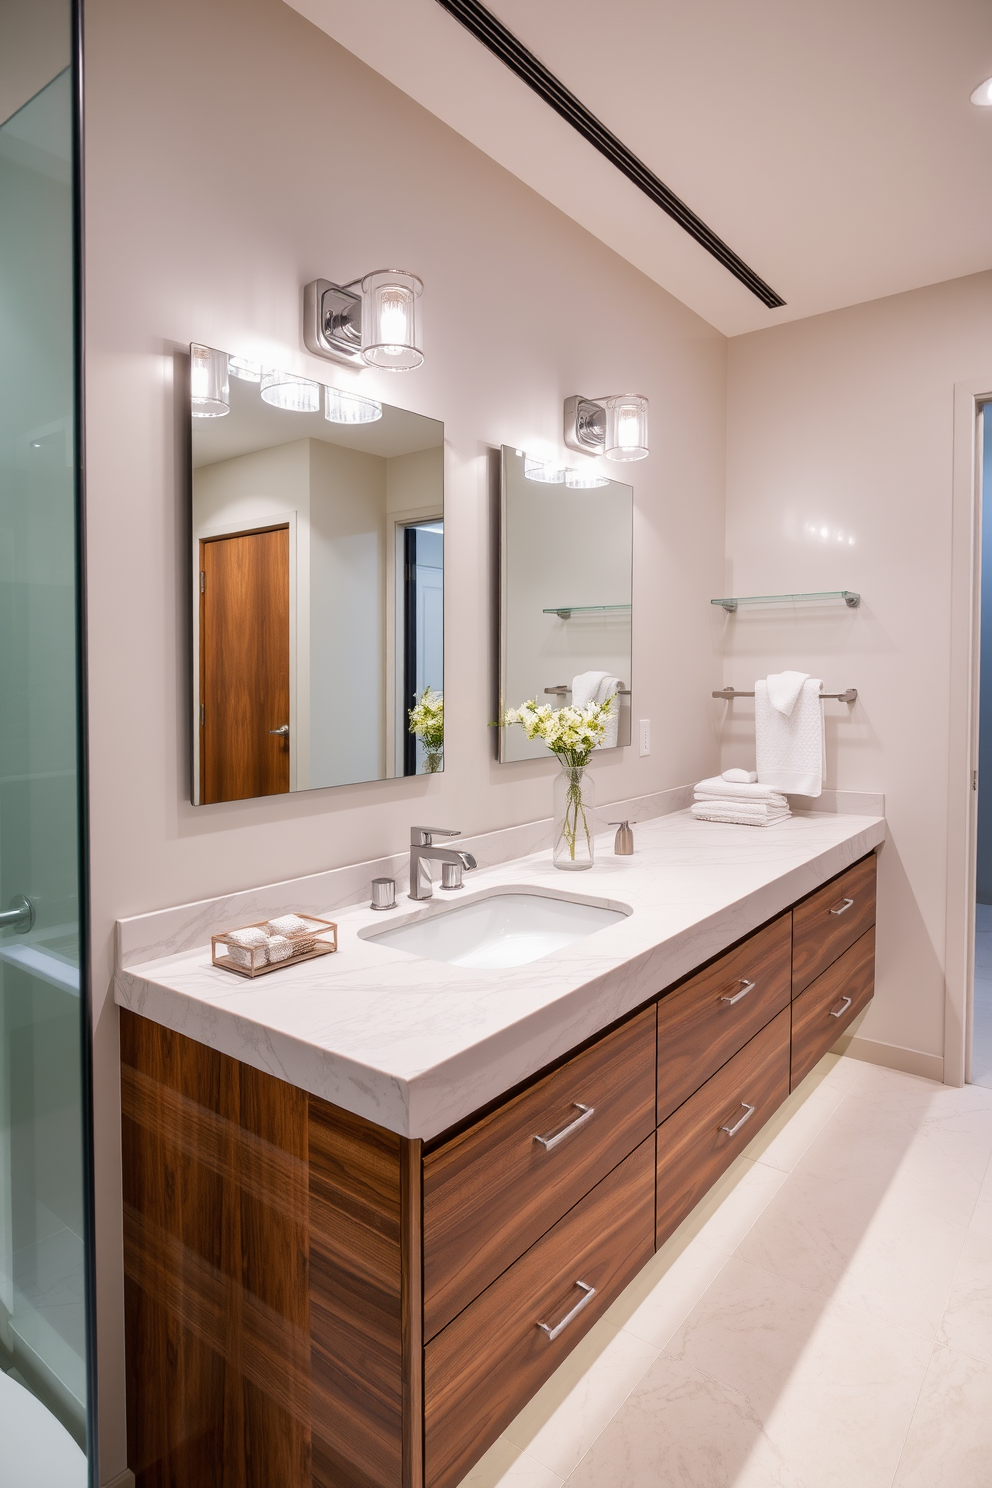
left=116, top=808, right=885, bottom=1139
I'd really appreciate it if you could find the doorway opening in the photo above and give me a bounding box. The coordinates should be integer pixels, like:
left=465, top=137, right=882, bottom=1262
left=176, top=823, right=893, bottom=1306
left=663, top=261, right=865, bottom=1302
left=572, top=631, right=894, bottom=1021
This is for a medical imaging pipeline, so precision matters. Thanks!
left=401, top=520, right=444, bottom=775
left=974, top=405, right=992, bottom=1086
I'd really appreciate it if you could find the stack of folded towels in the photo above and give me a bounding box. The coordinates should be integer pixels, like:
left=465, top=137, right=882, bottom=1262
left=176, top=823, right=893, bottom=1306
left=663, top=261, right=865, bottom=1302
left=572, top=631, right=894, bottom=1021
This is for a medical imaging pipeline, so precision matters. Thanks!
left=691, top=768, right=791, bottom=828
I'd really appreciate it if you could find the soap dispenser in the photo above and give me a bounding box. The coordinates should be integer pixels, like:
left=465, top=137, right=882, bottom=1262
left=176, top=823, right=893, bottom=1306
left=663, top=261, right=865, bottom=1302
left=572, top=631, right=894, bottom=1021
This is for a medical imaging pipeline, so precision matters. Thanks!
left=609, top=821, right=635, bottom=855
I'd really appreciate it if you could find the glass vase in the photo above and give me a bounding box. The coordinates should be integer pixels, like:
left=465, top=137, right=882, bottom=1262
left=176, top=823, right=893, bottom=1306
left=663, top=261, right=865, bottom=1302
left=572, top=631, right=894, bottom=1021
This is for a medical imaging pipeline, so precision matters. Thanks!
left=553, top=765, right=596, bottom=870
left=424, top=749, right=442, bottom=774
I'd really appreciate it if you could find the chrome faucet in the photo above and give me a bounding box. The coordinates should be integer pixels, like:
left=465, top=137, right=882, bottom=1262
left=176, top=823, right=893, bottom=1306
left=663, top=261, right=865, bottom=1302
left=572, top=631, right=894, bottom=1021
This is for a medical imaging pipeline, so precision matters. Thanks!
left=409, top=827, right=478, bottom=901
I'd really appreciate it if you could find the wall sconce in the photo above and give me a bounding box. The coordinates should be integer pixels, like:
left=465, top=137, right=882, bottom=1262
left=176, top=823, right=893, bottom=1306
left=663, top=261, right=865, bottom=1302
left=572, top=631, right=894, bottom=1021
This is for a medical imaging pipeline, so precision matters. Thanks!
left=260, top=368, right=321, bottom=412
left=190, top=344, right=229, bottom=418
left=325, top=387, right=382, bottom=424
left=564, top=393, right=649, bottom=462
left=304, top=270, right=424, bottom=370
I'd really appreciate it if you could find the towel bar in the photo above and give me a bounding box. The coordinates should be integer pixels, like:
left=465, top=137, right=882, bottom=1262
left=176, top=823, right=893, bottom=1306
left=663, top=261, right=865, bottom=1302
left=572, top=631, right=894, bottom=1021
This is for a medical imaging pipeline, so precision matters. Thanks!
left=545, top=685, right=632, bottom=697
left=712, top=686, right=857, bottom=704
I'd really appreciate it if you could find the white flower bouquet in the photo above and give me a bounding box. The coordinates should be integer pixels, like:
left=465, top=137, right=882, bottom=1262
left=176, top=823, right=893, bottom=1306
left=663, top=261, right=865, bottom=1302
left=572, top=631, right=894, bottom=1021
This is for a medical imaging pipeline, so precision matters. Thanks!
left=408, top=687, right=444, bottom=772
left=503, top=696, right=616, bottom=867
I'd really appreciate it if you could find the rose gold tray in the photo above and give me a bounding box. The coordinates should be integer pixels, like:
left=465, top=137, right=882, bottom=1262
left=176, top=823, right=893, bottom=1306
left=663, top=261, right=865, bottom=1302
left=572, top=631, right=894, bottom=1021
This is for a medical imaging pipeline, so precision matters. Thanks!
left=211, top=914, right=338, bottom=978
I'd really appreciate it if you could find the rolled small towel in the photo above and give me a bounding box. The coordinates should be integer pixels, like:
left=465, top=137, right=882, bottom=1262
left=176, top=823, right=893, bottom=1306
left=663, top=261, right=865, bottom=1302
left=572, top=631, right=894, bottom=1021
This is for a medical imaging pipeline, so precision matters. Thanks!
left=226, top=925, right=269, bottom=969
left=266, top=934, right=293, bottom=963
left=291, top=937, right=317, bottom=956
left=266, top=913, right=316, bottom=937
left=722, top=768, right=757, bottom=784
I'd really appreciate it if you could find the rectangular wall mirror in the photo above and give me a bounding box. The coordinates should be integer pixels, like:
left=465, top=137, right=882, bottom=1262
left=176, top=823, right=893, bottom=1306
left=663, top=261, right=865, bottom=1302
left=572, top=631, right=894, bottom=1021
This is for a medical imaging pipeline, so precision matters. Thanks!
left=497, top=446, right=633, bottom=763
left=189, top=346, right=443, bottom=804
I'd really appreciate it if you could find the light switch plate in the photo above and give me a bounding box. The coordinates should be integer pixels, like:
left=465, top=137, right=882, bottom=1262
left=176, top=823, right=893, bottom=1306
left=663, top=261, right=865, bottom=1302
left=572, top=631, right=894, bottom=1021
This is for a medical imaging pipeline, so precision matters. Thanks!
left=639, top=719, right=651, bottom=756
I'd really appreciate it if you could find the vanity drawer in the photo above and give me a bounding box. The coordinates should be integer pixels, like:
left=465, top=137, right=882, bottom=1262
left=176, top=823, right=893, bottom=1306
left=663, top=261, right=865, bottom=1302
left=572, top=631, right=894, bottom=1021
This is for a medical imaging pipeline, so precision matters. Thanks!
left=792, top=853, right=876, bottom=995
left=791, top=927, right=875, bottom=1088
left=656, top=913, right=791, bottom=1124
left=656, top=1006, right=791, bottom=1249
left=423, top=1006, right=655, bottom=1340
left=425, top=1137, right=655, bottom=1488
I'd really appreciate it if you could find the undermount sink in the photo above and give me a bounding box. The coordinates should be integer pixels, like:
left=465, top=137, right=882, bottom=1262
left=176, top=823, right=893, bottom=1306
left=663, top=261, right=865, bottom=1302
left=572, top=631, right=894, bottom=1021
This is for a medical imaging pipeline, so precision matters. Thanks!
left=361, top=889, right=630, bottom=970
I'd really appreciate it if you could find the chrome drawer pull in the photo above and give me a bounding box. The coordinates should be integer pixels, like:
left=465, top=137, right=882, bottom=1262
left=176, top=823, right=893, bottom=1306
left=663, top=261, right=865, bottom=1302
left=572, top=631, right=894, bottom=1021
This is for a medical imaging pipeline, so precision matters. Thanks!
left=720, top=978, right=756, bottom=1006
left=719, top=1101, right=756, bottom=1138
left=830, top=897, right=855, bottom=916
left=533, top=1103, right=595, bottom=1151
left=537, top=1280, right=596, bottom=1341
left=829, top=995, right=853, bottom=1019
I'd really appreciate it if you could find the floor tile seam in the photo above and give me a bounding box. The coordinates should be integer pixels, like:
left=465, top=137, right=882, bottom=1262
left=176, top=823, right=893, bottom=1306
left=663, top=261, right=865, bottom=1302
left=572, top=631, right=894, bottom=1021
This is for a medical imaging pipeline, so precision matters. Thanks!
left=676, top=1251, right=944, bottom=1356
left=515, top=1448, right=565, bottom=1488
left=526, top=1339, right=664, bottom=1482
left=886, top=1336, right=943, bottom=1488
left=930, top=1328, right=992, bottom=1371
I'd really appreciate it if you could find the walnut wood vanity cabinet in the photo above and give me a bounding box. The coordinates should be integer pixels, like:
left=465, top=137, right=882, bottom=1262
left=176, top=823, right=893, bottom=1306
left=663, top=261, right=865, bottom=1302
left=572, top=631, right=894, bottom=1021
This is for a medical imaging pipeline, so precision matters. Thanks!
left=120, top=852, right=876, bottom=1488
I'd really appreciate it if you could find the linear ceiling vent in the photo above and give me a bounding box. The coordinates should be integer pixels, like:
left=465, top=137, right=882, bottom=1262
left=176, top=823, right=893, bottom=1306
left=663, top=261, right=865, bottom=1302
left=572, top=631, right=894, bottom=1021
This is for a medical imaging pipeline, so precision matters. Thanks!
left=434, top=0, right=785, bottom=309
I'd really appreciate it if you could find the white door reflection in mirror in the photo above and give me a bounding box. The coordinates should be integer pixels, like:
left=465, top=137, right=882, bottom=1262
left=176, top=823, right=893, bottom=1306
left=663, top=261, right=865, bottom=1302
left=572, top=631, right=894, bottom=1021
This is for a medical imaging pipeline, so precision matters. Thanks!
left=190, top=348, right=443, bottom=803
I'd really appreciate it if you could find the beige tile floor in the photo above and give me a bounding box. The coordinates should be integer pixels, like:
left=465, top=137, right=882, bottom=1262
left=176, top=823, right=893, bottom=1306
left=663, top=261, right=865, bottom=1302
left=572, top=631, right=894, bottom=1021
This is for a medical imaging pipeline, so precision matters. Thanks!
left=457, top=1054, right=992, bottom=1488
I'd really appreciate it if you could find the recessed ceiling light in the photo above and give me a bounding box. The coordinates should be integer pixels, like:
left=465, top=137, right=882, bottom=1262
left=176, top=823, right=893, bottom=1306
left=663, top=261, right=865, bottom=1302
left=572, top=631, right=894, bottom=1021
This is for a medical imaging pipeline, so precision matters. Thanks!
left=971, top=77, right=992, bottom=106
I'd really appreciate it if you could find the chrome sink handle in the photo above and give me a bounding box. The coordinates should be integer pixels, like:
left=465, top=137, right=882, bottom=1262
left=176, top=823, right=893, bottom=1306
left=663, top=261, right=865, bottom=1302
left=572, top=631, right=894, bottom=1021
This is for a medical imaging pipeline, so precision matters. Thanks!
left=830, top=897, right=855, bottom=916
left=720, top=978, right=755, bottom=1006
left=537, top=1280, right=596, bottom=1341
left=410, top=826, right=460, bottom=846
left=719, top=1102, right=756, bottom=1138
left=533, top=1103, right=595, bottom=1151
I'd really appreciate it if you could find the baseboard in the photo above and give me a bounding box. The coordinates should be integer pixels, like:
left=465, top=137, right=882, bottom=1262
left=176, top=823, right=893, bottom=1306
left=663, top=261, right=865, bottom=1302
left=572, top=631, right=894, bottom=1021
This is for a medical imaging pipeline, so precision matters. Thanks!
left=102, top=1471, right=135, bottom=1488
left=834, top=1032, right=944, bottom=1084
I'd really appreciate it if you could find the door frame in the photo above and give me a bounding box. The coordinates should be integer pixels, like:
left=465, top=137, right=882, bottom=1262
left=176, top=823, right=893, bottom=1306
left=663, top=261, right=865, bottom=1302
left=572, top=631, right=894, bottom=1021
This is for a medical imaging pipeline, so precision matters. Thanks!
left=192, top=510, right=301, bottom=799
left=945, top=380, right=992, bottom=1086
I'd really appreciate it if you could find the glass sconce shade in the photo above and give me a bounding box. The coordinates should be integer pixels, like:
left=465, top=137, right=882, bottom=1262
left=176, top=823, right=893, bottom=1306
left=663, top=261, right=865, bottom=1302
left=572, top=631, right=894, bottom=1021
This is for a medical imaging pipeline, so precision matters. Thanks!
left=524, top=455, right=566, bottom=484
left=325, top=386, right=383, bottom=424
left=260, top=368, right=321, bottom=412
left=190, top=344, right=229, bottom=418
left=605, top=395, right=648, bottom=461
left=360, top=270, right=424, bottom=370
left=228, top=356, right=262, bottom=382
left=565, top=465, right=610, bottom=488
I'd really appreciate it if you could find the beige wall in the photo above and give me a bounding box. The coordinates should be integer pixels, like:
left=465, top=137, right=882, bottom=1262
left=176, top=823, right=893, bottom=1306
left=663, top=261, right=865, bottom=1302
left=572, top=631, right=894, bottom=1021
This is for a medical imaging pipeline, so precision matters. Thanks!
left=724, top=270, right=992, bottom=1076
left=83, top=0, right=726, bottom=1473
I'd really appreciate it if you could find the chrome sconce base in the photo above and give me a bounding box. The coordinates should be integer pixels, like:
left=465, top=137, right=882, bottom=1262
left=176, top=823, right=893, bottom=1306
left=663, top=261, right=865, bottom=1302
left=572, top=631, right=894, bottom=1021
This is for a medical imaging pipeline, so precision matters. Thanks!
left=304, top=278, right=365, bottom=367
left=563, top=394, right=607, bottom=455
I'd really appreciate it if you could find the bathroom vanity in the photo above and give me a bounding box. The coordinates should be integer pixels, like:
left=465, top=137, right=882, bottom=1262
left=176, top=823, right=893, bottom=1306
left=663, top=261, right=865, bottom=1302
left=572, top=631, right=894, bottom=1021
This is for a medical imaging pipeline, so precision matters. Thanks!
left=116, top=810, right=883, bottom=1488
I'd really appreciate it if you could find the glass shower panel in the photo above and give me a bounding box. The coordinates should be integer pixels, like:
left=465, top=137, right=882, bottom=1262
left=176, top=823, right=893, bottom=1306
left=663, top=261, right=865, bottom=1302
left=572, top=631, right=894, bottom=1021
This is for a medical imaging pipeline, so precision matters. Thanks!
left=0, top=56, right=90, bottom=1482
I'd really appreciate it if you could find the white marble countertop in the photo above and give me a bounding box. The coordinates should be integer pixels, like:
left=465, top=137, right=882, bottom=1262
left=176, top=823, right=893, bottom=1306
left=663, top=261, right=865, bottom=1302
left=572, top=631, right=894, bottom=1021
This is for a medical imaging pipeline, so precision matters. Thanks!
left=115, top=809, right=885, bottom=1140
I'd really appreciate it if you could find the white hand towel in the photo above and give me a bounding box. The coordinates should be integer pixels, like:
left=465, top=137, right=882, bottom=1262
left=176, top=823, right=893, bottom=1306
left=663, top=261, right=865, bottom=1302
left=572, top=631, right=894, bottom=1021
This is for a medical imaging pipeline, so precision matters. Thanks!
left=722, top=768, right=758, bottom=783
left=766, top=670, right=810, bottom=716
left=755, top=676, right=825, bottom=796
left=571, top=671, right=622, bottom=748
left=691, top=801, right=790, bottom=827
left=694, top=776, right=789, bottom=805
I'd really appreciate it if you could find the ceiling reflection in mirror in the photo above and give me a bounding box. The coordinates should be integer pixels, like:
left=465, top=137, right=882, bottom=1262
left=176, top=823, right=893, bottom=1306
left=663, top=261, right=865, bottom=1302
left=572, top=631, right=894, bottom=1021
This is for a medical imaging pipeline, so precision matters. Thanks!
left=498, top=446, right=632, bottom=763
left=190, top=346, right=444, bottom=804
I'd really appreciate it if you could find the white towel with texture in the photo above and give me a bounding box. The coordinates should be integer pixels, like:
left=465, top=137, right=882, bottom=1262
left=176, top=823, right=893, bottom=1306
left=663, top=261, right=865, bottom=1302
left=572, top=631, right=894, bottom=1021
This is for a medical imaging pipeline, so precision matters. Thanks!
left=722, top=768, right=758, bottom=783
left=694, top=776, right=789, bottom=806
left=691, top=801, right=790, bottom=827
left=755, top=674, right=825, bottom=796
left=571, top=670, right=622, bottom=748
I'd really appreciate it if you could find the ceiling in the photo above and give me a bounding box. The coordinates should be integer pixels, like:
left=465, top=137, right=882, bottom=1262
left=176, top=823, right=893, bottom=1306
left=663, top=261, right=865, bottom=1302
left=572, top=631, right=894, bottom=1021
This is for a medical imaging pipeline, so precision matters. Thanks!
left=285, top=0, right=992, bottom=336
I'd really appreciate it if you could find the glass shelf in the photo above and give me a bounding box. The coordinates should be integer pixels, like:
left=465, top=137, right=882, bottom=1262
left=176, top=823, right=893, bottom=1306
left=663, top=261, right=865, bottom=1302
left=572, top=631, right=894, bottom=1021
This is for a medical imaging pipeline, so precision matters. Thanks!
left=710, top=590, right=860, bottom=614
left=543, top=604, right=632, bottom=620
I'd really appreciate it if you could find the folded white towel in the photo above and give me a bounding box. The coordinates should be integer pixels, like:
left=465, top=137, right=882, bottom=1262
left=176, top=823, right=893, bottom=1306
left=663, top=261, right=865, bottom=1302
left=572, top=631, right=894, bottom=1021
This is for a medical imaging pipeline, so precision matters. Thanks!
left=755, top=676, right=825, bottom=797
left=226, top=926, right=269, bottom=969
left=571, top=671, right=622, bottom=748
left=266, top=913, right=316, bottom=937
left=692, top=801, right=790, bottom=827
left=695, top=790, right=790, bottom=809
left=694, top=776, right=789, bottom=805
left=722, top=768, right=758, bottom=783
left=266, top=934, right=293, bottom=963
left=766, top=670, right=810, bottom=716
